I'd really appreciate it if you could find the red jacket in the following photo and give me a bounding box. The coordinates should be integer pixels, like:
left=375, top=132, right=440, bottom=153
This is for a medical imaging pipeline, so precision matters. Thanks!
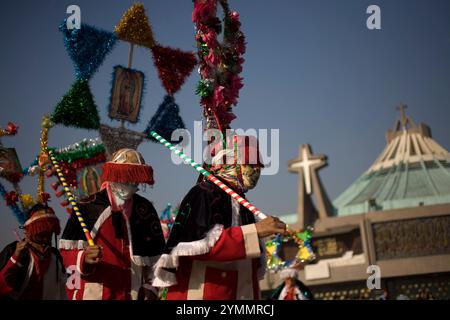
left=0, top=242, right=67, bottom=300
left=158, top=224, right=262, bottom=300
left=59, top=190, right=165, bottom=300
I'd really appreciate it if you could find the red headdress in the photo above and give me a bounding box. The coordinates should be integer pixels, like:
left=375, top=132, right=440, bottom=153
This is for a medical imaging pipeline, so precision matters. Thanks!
left=102, top=148, right=154, bottom=185
left=23, top=204, right=61, bottom=236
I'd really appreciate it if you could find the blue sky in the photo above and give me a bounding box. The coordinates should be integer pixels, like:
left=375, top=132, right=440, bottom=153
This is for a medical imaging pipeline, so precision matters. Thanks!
left=1, top=0, right=449, bottom=246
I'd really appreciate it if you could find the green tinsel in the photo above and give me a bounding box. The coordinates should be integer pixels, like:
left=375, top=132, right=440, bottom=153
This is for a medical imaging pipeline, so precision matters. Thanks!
left=49, top=143, right=105, bottom=163
left=51, top=79, right=101, bottom=130
left=195, top=80, right=213, bottom=98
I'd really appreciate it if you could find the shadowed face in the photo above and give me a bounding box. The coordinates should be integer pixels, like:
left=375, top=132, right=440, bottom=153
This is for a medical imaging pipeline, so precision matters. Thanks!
left=27, top=231, right=53, bottom=255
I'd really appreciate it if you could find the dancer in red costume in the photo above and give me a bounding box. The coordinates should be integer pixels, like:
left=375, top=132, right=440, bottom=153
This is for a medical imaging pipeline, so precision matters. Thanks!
left=153, top=136, right=287, bottom=300
left=59, top=149, right=165, bottom=300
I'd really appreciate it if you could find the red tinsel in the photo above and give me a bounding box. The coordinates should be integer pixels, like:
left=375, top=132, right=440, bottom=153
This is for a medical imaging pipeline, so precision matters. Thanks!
left=5, top=191, right=18, bottom=206
left=151, top=45, right=197, bottom=95
left=193, top=0, right=246, bottom=130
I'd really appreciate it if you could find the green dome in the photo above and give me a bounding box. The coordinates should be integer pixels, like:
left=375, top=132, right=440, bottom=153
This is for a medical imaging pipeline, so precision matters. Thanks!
left=333, top=108, right=450, bottom=216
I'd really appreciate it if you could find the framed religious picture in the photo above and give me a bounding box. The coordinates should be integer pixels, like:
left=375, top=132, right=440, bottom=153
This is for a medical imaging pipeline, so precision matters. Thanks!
left=108, top=65, right=145, bottom=123
left=0, top=147, right=22, bottom=182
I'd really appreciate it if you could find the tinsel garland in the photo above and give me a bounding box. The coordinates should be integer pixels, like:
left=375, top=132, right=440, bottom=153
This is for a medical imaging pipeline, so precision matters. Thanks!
left=0, top=181, right=26, bottom=225
left=144, top=95, right=185, bottom=143
left=193, top=0, right=246, bottom=130
left=37, top=115, right=53, bottom=203
left=55, top=137, right=102, bottom=154
left=50, top=143, right=105, bottom=163
left=151, top=45, right=197, bottom=95
left=59, top=21, right=117, bottom=81
left=23, top=139, right=105, bottom=176
left=265, top=227, right=316, bottom=272
left=51, top=79, right=100, bottom=130
left=114, top=3, right=156, bottom=48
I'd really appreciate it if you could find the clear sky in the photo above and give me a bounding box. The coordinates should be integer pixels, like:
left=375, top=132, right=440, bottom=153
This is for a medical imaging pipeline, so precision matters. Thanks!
left=1, top=0, right=449, bottom=246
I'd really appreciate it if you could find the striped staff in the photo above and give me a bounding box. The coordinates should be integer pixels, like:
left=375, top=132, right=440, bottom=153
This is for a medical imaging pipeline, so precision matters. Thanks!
left=48, top=150, right=95, bottom=246
left=149, top=131, right=268, bottom=220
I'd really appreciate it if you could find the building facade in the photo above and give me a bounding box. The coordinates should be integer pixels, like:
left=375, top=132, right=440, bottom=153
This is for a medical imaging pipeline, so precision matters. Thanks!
left=261, top=106, right=450, bottom=300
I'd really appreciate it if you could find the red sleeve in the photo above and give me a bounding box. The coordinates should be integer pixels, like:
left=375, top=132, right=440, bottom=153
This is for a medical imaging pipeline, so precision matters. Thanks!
left=0, top=254, right=25, bottom=296
left=194, top=224, right=261, bottom=262
left=60, top=249, right=95, bottom=275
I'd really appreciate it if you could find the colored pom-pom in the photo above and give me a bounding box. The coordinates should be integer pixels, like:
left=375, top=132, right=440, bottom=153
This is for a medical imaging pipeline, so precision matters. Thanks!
left=45, top=168, right=55, bottom=178
left=55, top=190, right=65, bottom=198
left=0, top=182, right=26, bottom=225
left=51, top=181, right=61, bottom=190
left=60, top=199, right=69, bottom=207
left=51, top=79, right=100, bottom=130
left=114, top=3, right=155, bottom=48
left=6, top=122, right=18, bottom=135
left=5, top=192, right=19, bottom=206
left=20, top=194, right=35, bottom=211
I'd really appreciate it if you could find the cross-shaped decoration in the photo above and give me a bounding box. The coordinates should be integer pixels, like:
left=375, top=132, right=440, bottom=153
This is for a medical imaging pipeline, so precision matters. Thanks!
left=394, top=103, right=416, bottom=132
left=289, top=145, right=327, bottom=195
left=288, top=144, right=333, bottom=229
left=397, top=104, right=407, bottom=126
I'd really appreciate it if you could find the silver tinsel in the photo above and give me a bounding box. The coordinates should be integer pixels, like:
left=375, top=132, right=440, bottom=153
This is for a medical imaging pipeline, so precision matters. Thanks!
left=55, top=137, right=103, bottom=154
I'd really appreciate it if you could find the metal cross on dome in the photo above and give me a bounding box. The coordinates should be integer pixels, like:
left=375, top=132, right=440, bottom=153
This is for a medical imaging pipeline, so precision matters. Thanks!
left=288, top=144, right=327, bottom=195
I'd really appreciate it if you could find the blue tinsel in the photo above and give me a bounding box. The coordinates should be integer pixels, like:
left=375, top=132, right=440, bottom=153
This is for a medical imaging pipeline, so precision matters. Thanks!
left=144, top=95, right=185, bottom=143
left=0, top=181, right=26, bottom=225
left=59, top=20, right=117, bottom=81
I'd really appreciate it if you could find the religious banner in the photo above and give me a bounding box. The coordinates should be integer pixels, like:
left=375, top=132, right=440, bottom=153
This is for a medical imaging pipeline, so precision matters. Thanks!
left=108, top=66, right=145, bottom=123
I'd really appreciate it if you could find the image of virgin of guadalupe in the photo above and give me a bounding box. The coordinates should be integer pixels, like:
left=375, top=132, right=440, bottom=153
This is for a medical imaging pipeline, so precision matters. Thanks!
left=108, top=66, right=145, bottom=123
left=77, top=165, right=102, bottom=196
